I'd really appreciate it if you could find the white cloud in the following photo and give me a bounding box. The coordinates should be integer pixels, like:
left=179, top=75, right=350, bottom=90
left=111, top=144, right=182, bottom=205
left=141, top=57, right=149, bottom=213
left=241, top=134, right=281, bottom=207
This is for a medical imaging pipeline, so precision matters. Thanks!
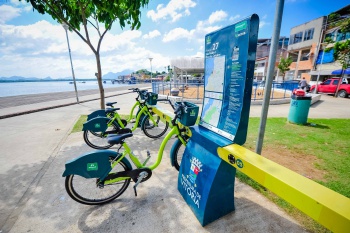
left=162, top=10, right=227, bottom=43
left=147, top=0, right=196, bottom=23
left=259, top=15, right=270, bottom=29
left=259, top=21, right=268, bottom=28
left=163, top=27, right=193, bottom=42
left=0, top=5, right=21, bottom=23
left=229, top=15, right=241, bottom=22
left=143, top=30, right=161, bottom=39
left=208, top=10, right=227, bottom=25
left=0, top=19, right=170, bottom=78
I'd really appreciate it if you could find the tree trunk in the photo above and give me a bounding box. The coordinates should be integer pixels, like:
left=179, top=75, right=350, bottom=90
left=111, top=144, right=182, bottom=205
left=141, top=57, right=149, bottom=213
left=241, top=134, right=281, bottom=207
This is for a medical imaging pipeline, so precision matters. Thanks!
left=334, top=69, right=344, bottom=98
left=95, top=53, right=105, bottom=109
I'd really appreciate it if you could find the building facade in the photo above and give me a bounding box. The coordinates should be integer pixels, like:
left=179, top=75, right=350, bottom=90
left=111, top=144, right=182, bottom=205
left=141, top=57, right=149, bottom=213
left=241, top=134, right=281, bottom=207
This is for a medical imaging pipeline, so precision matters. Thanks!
left=311, top=4, right=350, bottom=82
left=286, top=16, right=326, bottom=82
left=254, top=37, right=289, bottom=81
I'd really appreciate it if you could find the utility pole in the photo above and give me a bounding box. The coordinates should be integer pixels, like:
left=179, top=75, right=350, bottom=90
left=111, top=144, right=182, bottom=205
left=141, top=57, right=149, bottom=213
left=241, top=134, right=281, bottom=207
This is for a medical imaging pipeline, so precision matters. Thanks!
left=256, top=0, right=285, bottom=155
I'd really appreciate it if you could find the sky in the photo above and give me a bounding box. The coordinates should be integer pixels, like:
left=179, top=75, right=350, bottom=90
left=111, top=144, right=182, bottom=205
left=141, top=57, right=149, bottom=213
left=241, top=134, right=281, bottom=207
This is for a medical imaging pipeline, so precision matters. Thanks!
left=0, top=0, right=349, bottom=79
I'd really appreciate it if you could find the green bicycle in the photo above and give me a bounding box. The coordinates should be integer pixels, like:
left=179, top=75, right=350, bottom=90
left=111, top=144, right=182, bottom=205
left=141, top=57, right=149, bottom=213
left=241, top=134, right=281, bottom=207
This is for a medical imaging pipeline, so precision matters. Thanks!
left=83, top=88, right=169, bottom=149
left=63, top=101, right=198, bottom=205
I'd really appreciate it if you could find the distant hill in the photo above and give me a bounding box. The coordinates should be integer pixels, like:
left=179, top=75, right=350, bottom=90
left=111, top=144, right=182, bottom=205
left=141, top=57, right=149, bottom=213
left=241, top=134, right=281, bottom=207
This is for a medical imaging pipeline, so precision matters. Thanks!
left=0, top=76, right=42, bottom=81
left=102, top=69, right=134, bottom=80
left=0, top=70, right=134, bottom=82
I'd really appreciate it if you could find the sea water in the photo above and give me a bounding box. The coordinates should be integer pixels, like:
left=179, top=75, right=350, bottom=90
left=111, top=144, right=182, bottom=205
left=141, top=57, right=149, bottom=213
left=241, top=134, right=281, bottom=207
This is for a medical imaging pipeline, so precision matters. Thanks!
left=0, top=81, right=127, bottom=97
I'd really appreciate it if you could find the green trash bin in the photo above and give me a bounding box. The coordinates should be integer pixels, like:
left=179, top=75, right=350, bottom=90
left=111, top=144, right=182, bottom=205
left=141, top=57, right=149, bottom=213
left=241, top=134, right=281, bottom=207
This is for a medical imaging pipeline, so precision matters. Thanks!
left=288, top=95, right=312, bottom=124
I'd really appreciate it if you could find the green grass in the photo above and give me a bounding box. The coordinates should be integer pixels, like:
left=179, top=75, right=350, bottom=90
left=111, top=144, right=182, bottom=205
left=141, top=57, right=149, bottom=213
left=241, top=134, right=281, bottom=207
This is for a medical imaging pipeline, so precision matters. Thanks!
left=239, top=117, right=350, bottom=232
left=71, top=115, right=87, bottom=133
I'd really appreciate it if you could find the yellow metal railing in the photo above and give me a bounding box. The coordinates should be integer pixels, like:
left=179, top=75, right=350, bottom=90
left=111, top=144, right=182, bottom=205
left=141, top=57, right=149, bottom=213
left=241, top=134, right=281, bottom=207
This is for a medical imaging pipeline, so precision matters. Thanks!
left=218, top=144, right=350, bottom=233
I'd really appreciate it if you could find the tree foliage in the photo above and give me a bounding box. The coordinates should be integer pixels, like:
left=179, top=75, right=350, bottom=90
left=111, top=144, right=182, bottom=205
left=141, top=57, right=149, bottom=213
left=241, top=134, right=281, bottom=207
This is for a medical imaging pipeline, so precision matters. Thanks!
left=328, top=12, right=350, bottom=33
left=325, top=10, right=350, bottom=96
left=22, top=0, right=149, bottom=108
left=325, top=10, right=350, bottom=70
left=277, top=57, right=293, bottom=81
left=326, top=39, right=350, bottom=69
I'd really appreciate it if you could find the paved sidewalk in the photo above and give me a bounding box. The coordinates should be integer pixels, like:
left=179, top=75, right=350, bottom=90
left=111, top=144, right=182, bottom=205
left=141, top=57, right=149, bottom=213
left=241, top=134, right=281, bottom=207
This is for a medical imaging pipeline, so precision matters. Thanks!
left=0, top=88, right=349, bottom=233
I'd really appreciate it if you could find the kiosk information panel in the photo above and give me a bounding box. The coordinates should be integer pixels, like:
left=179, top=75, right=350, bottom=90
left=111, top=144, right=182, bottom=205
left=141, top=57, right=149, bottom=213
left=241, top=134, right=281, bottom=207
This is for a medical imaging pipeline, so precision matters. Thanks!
left=200, top=14, right=259, bottom=144
left=178, top=14, right=259, bottom=226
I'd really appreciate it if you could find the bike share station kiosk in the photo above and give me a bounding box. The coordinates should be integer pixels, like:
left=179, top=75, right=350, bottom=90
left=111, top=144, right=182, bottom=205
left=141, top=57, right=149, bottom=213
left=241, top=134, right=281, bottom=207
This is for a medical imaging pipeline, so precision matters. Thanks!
left=176, top=14, right=350, bottom=231
left=177, top=14, right=259, bottom=226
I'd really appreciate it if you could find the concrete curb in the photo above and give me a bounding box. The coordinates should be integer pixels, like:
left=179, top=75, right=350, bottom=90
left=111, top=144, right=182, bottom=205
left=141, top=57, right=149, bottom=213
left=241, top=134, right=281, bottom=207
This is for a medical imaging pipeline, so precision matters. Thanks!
left=0, top=91, right=133, bottom=120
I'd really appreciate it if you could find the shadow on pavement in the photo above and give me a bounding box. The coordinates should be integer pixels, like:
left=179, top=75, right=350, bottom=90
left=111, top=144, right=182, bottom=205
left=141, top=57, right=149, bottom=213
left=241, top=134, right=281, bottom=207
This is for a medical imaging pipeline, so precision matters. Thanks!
left=3, top=132, right=306, bottom=233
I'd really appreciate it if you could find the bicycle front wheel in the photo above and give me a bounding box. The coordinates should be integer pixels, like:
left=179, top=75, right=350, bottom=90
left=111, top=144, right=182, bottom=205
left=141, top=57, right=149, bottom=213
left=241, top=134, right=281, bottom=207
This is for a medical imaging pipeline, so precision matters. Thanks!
left=141, top=115, right=169, bottom=139
left=65, top=158, right=131, bottom=205
left=83, top=120, right=120, bottom=149
left=171, top=138, right=186, bottom=171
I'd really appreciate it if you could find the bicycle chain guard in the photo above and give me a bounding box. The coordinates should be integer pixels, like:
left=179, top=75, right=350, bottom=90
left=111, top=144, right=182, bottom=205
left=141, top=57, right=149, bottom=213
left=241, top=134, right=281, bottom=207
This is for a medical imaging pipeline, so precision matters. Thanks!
left=103, top=167, right=152, bottom=183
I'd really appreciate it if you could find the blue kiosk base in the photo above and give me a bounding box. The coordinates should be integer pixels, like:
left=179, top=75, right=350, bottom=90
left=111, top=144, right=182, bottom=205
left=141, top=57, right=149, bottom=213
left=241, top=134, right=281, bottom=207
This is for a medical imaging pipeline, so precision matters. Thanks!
left=178, top=126, right=236, bottom=226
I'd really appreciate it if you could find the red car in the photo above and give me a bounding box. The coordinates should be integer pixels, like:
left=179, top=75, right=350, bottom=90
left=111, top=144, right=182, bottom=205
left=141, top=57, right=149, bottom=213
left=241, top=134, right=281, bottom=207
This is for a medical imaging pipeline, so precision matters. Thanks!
left=310, top=77, right=350, bottom=98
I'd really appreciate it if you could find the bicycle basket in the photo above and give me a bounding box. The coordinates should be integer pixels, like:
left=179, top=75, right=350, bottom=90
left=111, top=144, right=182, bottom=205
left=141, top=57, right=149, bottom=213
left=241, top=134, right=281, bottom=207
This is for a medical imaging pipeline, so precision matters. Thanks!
left=175, top=102, right=199, bottom=126
left=146, top=92, right=158, bottom=105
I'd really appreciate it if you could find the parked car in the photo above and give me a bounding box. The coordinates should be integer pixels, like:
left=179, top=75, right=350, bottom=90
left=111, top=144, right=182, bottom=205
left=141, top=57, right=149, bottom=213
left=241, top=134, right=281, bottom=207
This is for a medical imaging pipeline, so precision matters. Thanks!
left=309, top=77, right=350, bottom=98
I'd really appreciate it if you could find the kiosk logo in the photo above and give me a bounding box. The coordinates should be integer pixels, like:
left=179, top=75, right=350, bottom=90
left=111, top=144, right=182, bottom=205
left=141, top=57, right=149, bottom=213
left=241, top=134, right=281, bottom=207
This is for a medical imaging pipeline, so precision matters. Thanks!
left=189, top=157, right=203, bottom=183
left=180, top=156, right=203, bottom=208
left=206, top=36, right=211, bottom=45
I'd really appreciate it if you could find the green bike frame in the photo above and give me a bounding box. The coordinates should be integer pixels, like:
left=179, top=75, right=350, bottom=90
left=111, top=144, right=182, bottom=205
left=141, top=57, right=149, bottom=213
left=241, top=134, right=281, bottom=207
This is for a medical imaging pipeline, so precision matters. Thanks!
left=107, top=101, right=158, bottom=132
left=105, top=106, right=191, bottom=184
left=104, top=118, right=188, bottom=185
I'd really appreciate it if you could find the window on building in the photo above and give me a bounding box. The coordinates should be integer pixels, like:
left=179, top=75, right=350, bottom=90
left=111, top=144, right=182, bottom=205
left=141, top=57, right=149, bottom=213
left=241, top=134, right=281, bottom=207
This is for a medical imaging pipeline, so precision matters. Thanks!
left=289, top=53, right=298, bottom=62
left=336, top=30, right=350, bottom=42
left=324, top=32, right=335, bottom=41
left=289, top=32, right=303, bottom=45
left=289, top=35, right=294, bottom=45
left=304, top=28, right=314, bottom=41
left=294, top=32, right=303, bottom=43
left=301, top=49, right=311, bottom=61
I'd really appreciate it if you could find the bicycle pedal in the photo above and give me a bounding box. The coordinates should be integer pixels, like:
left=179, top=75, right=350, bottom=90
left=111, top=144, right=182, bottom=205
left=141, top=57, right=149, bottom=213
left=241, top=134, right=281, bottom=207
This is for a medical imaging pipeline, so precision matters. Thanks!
left=133, top=186, right=138, bottom=197
left=133, top=171, right=148, bottom=197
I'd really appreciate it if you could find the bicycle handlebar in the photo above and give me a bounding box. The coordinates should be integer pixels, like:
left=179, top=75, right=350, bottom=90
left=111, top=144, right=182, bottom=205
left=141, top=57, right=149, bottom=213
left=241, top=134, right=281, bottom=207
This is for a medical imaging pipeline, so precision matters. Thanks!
left=157, top=98, right=175, bottom=110
left=171, top=102, right=188, bottom=126
left=128, top=88, right=140, bottom=92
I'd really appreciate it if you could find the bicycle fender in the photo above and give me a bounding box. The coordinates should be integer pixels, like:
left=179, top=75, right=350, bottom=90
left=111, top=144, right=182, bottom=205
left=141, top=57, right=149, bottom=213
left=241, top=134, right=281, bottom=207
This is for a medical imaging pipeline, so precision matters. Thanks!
left=82, top=116, right=110, bottom=132
left=62, top=150, right=132, bottom=179
left=169, top=138, right=182, bottom=167
left=87, top=109, right=107, bottom=121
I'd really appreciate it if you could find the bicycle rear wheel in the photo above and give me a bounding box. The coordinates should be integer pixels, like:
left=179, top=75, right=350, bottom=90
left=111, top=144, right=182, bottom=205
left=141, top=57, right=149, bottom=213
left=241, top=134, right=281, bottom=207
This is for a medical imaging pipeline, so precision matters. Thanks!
left=83, top=120, right=120, bottom=149
left=141, top=115, right=169, bottom=139
left=65, top=158, right=131, bottom=205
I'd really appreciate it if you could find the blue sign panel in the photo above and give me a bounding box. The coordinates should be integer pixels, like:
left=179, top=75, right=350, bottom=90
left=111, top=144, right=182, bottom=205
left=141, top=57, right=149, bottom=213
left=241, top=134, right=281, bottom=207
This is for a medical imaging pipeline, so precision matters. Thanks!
left=200, top=14, right=259, bottom=145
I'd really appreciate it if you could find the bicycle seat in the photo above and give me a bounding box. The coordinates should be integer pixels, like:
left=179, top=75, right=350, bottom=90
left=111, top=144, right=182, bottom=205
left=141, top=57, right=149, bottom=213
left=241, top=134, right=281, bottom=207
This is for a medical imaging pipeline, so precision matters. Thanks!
left=106, top=102, right=117, bottom=107
left=107, top=132, right=133, bottom=145
left=105, top=108, right=120, bottom=114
